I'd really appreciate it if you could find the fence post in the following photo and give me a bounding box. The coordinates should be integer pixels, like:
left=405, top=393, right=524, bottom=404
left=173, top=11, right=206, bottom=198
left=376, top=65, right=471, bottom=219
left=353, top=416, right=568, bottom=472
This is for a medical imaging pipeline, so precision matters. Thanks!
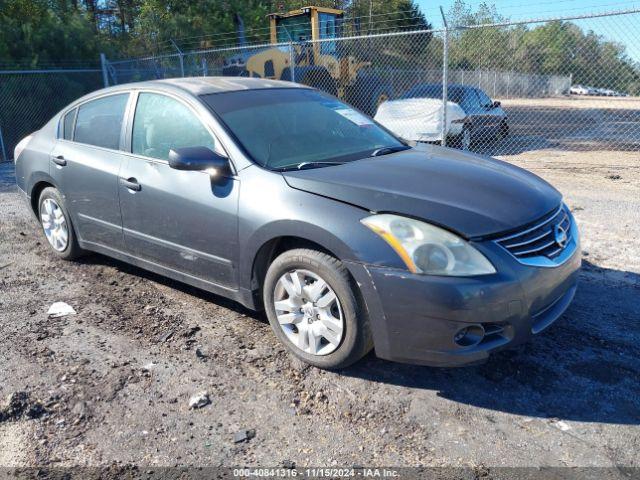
left=100, top=53, right=109, bottom=87
left=170, top=39, right=185, bottom=77
left=0, top=125, right=7, bottom=163
left=289, top=41, right=296, bottom=83
left=202, top=57, right=208, bottom=76
left=440, top=6, right=449, bottom=147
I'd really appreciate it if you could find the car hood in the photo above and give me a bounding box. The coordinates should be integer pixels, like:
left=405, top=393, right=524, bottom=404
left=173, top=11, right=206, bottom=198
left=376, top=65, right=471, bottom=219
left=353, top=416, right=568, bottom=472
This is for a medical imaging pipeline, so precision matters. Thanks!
left=282, top=146, right=561, bottom=238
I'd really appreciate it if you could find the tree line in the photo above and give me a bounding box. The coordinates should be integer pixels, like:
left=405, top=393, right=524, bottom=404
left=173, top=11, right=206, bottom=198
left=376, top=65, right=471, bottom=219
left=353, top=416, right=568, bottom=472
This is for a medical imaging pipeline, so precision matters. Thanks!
left=0, top=0, right=638, bottom=93
left=0, top=0, right=429, bottom=64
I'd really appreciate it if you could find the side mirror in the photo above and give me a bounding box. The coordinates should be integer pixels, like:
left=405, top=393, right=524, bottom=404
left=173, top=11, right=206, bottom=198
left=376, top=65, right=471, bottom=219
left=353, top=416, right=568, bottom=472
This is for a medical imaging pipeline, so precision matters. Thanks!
left=168, top=146, right=230, bottom=176
left=492, top=100, right=501, bottom=108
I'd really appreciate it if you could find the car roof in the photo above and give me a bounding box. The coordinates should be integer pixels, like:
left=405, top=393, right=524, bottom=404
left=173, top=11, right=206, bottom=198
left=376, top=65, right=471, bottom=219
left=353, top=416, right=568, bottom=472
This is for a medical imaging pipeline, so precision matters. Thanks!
left=75, top=77, right=307, bottom=104
left=410, top=83, right=473, bottom=91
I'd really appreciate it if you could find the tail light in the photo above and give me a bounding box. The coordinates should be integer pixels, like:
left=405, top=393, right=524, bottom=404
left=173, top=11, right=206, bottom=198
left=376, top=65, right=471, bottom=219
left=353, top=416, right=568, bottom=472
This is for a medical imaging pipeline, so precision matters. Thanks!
left=13, top=134, right=33, bottom=163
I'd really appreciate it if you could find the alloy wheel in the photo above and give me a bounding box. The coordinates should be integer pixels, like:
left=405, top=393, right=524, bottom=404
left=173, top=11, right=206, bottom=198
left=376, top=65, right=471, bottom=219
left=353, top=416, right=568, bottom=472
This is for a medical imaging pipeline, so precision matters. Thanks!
left=273, top=269, right=344, bottom=356
left=40, top=198, right=69, bottom=252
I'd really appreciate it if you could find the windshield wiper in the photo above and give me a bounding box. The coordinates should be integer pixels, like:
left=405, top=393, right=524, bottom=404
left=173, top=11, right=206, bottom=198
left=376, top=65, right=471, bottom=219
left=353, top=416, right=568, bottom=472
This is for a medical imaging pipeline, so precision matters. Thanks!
left=275, top=161, right=346, bottom=172
left=370, top=145, right=411, bottom=157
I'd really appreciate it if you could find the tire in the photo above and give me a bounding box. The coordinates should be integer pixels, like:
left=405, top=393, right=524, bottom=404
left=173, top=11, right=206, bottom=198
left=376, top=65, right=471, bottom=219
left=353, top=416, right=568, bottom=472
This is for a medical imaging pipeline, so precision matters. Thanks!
left=499, top=119, right=509, bottom=140
left=38, top=187, right=83, bottom=260
left=451, top=125, right=472, bottom=151
left=263, top=248, right=373, bottom=370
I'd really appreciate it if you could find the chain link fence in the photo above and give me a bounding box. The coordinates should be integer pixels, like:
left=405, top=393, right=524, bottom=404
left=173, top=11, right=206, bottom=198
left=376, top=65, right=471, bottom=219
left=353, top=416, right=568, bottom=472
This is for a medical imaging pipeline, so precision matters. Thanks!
left=0, top=69, right=103, bottom=162
left=104, top=9, right=639, bottom=158
left=1, top=9, right=639, bottom=163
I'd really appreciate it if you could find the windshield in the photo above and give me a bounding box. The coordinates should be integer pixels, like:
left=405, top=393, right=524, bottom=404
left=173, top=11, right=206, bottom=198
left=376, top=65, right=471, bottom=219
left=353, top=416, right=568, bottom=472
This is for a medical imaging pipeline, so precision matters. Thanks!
left=201, top=89, right=406, bottom=170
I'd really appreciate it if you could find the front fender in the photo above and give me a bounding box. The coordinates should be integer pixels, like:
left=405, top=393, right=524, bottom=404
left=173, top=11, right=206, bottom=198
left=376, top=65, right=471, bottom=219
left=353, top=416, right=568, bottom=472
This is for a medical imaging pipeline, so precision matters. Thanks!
left=240, top=218, right=359, bottom=288
left=236, top=167, right=408, bottom=290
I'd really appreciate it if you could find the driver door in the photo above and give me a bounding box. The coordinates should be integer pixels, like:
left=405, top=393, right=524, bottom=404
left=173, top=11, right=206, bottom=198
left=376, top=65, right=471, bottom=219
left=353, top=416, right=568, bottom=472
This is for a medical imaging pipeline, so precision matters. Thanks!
left=118, top=91, right=239, bottom=288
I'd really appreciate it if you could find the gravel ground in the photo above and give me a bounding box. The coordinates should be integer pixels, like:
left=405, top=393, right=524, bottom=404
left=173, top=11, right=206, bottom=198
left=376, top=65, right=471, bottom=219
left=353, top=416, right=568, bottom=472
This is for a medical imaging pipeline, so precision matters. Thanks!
left=0, top=133, right=639, bottom=472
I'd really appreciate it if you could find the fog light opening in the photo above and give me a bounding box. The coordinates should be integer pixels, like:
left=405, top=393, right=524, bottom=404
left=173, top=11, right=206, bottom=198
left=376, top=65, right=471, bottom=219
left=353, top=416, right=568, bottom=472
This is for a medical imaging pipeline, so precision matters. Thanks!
left=454, top=325, right=485, bottom=347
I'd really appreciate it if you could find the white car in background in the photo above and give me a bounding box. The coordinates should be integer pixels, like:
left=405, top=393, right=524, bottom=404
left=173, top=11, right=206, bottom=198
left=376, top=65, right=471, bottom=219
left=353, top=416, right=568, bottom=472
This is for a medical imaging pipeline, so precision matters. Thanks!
left=375, top=84, right=508, bottom=150
left=375, top=97, right=468, bottom=148
left=569, top=85, right=590, bottom=95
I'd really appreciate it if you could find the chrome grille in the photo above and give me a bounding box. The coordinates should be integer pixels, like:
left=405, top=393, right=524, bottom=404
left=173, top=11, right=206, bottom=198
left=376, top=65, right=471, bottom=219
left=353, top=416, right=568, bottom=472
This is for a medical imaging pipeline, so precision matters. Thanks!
left=495, top=205, right=572, bottom=261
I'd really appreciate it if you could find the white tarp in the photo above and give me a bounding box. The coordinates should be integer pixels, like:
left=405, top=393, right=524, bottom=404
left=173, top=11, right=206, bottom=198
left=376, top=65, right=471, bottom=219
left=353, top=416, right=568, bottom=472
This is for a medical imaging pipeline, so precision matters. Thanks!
left=374, top=98, right=465, bottom=142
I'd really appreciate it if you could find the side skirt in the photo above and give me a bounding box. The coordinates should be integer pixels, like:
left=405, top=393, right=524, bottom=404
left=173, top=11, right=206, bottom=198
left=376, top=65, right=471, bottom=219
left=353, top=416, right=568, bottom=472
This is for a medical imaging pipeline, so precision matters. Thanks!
left=79, top=240, right=257, bottom=310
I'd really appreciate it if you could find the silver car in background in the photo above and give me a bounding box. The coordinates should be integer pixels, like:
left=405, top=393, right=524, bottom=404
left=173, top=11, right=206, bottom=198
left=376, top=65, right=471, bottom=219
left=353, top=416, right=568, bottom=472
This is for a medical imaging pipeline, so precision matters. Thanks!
left=375, top=84, right=509, bottom=150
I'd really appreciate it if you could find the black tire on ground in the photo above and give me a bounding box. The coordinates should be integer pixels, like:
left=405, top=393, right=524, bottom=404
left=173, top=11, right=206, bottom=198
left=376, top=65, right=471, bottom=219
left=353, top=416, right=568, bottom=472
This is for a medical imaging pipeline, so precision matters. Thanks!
left=263, top=248, right=373, bottom=370
left=38, top=187, right=83, bottom=260
left=301, top=69, right=337, bottom=97
left=451, top=125, right=472, bottom=151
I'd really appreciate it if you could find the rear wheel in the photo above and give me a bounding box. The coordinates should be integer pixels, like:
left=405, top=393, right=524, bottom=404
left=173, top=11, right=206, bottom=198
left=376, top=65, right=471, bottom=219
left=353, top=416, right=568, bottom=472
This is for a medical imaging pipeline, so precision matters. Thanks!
left=38, top=187, right=83, bottom=260
left=263, top=249, right=372, bottom=369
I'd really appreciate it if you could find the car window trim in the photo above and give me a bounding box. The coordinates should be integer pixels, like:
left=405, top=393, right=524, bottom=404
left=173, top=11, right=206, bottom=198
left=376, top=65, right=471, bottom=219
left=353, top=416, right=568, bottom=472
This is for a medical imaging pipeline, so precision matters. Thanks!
left=62, top=91, right=131, bottom=151
left=57, top=90, right=131, bottom=144
left=125, top=89, right=235, bottom=175
left=59, top=107, right=78, bottom=141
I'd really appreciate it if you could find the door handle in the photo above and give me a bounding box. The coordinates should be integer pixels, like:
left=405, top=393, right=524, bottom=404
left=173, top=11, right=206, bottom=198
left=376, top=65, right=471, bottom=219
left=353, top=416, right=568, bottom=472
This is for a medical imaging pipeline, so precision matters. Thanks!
left=51, top=155, right=67, bottom=166
left=120, top=177, right=141, bottom=191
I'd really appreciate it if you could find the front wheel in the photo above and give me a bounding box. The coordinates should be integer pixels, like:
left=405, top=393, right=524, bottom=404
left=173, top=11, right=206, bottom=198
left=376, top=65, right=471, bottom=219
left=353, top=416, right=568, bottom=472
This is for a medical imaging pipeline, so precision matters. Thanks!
left=263, top=249, right=372, bottom=369
left=498, top=120, right=509, bottom=140
left=451, top=126, right=472, bottom=151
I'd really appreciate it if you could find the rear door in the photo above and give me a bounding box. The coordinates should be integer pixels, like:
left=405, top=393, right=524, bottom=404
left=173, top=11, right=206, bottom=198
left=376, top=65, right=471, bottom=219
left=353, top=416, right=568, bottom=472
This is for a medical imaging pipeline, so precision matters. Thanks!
left=50, top=92, right=131, bottom=250
left=118, top=91, right=239, bottom=288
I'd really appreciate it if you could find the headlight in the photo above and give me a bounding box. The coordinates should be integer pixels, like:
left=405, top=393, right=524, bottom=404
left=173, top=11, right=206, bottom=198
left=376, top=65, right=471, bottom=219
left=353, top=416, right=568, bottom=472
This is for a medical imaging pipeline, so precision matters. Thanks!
left=361, top=214, right=496, bottom=276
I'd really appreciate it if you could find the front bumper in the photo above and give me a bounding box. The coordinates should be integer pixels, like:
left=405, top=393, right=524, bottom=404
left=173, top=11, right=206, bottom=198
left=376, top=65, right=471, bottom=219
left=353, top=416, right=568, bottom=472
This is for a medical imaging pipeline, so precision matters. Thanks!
left=346, top=237, right=581, bottom=367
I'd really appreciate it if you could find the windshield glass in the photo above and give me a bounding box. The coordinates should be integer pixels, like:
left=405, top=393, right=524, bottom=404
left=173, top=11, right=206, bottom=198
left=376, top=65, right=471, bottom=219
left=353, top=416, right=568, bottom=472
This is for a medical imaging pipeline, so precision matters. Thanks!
left=201, top=89, right=405, bottom=170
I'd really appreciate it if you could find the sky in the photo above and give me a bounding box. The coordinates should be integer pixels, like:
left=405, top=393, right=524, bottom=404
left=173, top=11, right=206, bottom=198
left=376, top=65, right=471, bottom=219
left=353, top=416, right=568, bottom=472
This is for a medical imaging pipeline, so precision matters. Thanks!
left=415, top=0, right=640, bottom=61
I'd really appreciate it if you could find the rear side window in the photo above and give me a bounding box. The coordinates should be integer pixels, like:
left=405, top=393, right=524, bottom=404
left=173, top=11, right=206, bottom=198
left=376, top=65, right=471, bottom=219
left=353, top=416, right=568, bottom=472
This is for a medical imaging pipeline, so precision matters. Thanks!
left=74, top=94, right=129, bottom=150
left=62, top=108, right=77, bottom=140
left=132, top=93, right=215, bottom=161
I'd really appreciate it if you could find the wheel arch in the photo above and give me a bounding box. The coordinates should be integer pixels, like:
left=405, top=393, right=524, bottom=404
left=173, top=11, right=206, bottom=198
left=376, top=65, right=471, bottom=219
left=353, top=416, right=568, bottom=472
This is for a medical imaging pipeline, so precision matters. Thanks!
left=243, top=223, right=360, bottom=310
left=29, top=175, right=58, bottom=216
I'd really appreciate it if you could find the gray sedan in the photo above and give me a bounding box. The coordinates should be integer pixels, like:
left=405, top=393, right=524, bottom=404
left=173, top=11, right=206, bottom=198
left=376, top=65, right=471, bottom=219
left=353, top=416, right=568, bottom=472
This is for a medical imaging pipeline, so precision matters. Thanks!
left=14, top=78, right=580, bottom=369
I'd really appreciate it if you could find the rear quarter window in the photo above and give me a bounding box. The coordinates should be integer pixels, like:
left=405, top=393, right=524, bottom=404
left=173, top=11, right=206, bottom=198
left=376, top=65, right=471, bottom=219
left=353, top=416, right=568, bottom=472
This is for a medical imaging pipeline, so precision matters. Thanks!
left=62, top=108, right=77, bottom=141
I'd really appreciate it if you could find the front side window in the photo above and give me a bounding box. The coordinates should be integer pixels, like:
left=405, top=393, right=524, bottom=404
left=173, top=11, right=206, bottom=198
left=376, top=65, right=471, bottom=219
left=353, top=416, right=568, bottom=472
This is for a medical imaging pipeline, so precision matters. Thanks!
left=319, top=13, right=338, bottom=55
left=276, top=14, right=312, bottom=43
left=132, top=93, right=216, bottom=161
left=460, top=89, right=478, bottom=111
left=202, top=88, right=405, bottom=170
left=74, top=94, right=129, bottom=150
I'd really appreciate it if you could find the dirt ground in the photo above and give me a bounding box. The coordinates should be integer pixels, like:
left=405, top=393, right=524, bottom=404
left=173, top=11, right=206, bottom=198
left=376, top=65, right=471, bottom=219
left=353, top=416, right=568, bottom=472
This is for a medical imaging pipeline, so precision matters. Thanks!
left=0, top=98, right=639, bottom=473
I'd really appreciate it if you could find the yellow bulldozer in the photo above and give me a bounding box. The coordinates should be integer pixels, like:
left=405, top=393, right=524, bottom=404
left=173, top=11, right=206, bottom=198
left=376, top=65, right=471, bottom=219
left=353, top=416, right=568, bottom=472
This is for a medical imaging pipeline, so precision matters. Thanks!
left=222, top=6, right=392, bottom=115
